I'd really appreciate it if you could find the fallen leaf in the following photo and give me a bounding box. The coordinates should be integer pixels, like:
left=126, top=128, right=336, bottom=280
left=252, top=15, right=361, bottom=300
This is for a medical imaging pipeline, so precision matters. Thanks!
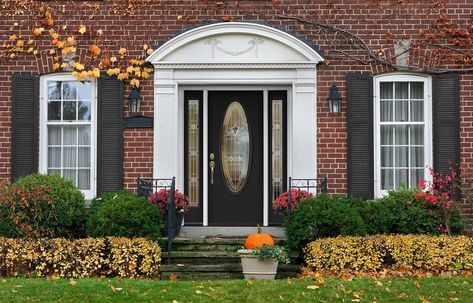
left=69, top=279, right=77, bottom=286
left=169, top=273, right=177, bottom=281
left=307, top=285, right=319, bottom=290
left=195, top=290, right=203, bottom=294
left=397, top=293, right=408, bottom=298
left=110, top=285, right=123, bottom=292
left=172, top=300, right=178, bottom=303
left=375, top=281, right=383, bottom=286
left=419, top=296, right=431, bottom=303
left=279, top=294, right=284, bottom=301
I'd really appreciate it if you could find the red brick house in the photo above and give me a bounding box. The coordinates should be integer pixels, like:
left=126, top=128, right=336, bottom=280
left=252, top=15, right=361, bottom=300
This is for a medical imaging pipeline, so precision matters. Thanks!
left=1, top=1, right=472, bottom=228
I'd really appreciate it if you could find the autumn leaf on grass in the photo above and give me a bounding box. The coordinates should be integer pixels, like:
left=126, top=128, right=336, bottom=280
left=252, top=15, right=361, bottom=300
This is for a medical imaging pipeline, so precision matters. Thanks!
left=307, top=285, right=319, bottom=290
left=110, top=285, right=123, bottom=292
left=78, top=25, right=87, bottom=35
left=419, top=296, right=431, bottom=303
left=69, top=279, right=77, bottom=286
left=169, top=273, right=178, bottom=281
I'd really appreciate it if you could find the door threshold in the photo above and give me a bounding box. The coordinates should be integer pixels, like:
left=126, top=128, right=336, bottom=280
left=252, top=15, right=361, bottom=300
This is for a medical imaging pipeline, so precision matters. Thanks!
left=179, top=226, right=285, bottom=238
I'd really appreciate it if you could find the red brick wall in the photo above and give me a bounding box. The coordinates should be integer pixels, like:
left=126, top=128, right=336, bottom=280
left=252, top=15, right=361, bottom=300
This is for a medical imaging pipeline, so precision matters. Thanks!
left=1, top=0, right=472, bottom=228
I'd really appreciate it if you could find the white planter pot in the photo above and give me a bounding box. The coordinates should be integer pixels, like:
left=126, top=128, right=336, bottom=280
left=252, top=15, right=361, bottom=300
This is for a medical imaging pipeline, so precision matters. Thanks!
left=237, top=249, right=278, bottom=280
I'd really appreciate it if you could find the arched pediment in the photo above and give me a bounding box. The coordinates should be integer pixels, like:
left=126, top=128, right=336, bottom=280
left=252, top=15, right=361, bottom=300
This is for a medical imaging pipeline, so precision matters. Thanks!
left=147, top=22, right=324, bottom=65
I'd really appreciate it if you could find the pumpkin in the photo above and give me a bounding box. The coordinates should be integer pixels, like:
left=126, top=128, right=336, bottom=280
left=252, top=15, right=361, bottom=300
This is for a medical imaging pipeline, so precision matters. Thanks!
left=245, top=226, right=274, bottom=249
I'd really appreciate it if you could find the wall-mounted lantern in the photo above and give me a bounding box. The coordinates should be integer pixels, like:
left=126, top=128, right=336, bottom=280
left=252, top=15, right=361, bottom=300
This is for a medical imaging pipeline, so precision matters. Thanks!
left=327, top=84, right=342, bottom=114
left=128, top=87, right=142, bottom=113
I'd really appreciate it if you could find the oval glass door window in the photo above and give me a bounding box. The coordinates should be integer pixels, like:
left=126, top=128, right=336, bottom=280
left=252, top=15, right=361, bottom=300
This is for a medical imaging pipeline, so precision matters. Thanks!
left=220, top=101, right=251, bottom=194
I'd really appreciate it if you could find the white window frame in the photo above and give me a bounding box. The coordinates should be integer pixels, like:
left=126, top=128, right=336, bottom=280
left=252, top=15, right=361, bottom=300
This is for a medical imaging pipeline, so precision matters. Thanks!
left=39, top=73, right=97, bottom=199
left=374, top=73, right=432, bottom=197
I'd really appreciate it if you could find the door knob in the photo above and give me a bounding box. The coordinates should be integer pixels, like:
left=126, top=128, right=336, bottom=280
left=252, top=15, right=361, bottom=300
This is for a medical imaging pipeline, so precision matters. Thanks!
left=209, top=153, right=215, bottom=160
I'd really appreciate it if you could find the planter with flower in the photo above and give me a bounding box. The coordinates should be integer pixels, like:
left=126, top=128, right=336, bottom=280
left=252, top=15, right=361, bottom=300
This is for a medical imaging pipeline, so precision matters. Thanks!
left=148, top=189, right=189, bottom=237
left=237, top=226, right=289, bottom=280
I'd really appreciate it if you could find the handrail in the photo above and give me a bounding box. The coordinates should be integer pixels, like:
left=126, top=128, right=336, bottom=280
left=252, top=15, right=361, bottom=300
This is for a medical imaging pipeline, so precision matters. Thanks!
left=286, top=176, right=328, bottom=258
left=137, top=177, right=176, bottom=265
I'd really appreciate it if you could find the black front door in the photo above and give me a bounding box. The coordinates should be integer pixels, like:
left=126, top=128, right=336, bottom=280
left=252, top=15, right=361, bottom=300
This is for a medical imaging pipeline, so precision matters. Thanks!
left=208, top=91, right=263, bottom=226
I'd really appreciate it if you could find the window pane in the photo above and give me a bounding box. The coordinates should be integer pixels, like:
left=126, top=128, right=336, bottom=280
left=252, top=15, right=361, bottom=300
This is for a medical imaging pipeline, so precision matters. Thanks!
left=410, top=82, right=424, bottom=99
left=77, top=82, right=91, bottom=100
left=78, top=169, right=90, bottom=190
left=272, top=99, right=284, bottom=202
left=380, top=101, right=393, bottom=122
left=48, top=101, right=61, bottom=121
left=48, top=81, right=61, bottom=100
left=380, top=125, right=393, bottom=145
left=395, top=101, right=408, bottom=122
left=395, top=147, right=408, bottom=167
left=187, top=99, right=200, bottom=207
left=78, top=147, right=90, bottom=167
left=410, top=147, right=424, bottom=167
left=394, top=126, right=409, bottom=145
left=380, top=82, right=393, bottom=99
left=78, top=101, right=91, bottom=121
left=63, top=126, right=77, bottom=145
left=410, top=101, right=423, bottom=122
left=381, top=147, right=393, bottom=167
left=410, top=125, right=424, bottom=145
left=395, top=82, right=408, bottom=99
left=410, top=169, right=424, bottom=188
left=63, top=147, right=76, bottom=167
left=63, top=101, right=76, bottom=121
left=63, top=169, right=76, bottom=184
left=48, top=126, right=61, bottom=145
left=381, top=169, right=394, bottom=190
left=78, top=126, right=91, bottom=145
left=62, top=82, right=77, bottom=100
left=395, top=169, right=408, bottom=187
left=48, top=147, right=61, bottom=167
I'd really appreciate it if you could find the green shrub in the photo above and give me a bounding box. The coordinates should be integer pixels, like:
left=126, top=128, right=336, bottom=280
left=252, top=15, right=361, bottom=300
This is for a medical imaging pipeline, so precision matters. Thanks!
left=352, top=187, right=465, bottom=235
left=8, top=174, right=86, bottom=238
left=285, top=194, right=366, bottom=251
left=87, top=190, right=163, bottom=238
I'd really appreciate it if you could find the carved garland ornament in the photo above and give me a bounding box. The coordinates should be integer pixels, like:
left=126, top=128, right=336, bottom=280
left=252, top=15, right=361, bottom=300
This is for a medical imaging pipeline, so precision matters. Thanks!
left=205, top=37, right=264, bottom=58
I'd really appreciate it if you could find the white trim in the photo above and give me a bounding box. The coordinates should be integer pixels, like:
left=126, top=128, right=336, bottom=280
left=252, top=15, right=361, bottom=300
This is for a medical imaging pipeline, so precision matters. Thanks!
left=39, top=73, right=97, bottom=199
left=373, top=73, right=432, bottom=197
left=263, top=90, right=269, bottom=227
left=147, top=22, right=323, bottom=64
left=151, top=22, right=320, bottom=226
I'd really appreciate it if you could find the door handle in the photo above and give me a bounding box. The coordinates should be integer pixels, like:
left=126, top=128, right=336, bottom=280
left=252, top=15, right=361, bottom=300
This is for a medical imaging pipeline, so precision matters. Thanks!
left=209, top=160, right=215, bottom=185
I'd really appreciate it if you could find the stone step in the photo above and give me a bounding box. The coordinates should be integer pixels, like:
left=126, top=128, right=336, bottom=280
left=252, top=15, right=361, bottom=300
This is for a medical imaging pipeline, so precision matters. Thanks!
left=159, top=263, right=300, bottom=280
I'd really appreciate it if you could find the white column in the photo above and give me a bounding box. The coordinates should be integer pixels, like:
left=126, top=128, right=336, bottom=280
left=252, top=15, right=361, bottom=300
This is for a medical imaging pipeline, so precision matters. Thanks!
left=153, top=69, right=178, bottom=180
left=291, top=68, right=317, bottom=179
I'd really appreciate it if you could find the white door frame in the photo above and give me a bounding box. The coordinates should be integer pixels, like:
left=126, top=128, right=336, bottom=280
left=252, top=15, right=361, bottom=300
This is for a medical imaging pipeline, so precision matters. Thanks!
left=147, top=22, right=323, bottom=226
left=179, top=86, right=291, bottom=226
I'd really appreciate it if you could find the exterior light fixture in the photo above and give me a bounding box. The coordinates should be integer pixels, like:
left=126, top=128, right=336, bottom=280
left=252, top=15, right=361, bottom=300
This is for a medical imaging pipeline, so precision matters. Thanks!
left=327, top=84, right=342, bottom=114
left=128, top=87, right=142, bottom=113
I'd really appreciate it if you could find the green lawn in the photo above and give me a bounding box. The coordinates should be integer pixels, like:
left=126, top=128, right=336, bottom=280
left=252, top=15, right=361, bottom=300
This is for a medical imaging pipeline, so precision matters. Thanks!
left=1, top=276, right=472, bottom=303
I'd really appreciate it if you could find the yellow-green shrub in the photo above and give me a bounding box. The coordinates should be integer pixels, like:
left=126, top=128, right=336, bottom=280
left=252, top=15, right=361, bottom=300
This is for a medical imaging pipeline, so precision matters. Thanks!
left=305, top=235, right=473, bottom=272
left=0, top=237, right=161, bottom=278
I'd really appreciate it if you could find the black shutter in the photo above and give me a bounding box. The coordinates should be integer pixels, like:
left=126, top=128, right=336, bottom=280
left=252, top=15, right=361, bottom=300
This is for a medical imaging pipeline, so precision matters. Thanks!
left=346, top=72, right=374, bottom=199
left=433, top=73, right=460, bottom=174
left=97, top=75, right=124, bottom=194
left=11, top=73, right=39, bottom=181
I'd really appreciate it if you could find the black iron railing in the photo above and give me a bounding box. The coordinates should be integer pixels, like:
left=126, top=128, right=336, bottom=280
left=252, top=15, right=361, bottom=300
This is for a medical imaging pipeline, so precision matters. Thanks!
left=137, top=177, right=176, bottom=265
left=286, top=177, right=328, bottom=258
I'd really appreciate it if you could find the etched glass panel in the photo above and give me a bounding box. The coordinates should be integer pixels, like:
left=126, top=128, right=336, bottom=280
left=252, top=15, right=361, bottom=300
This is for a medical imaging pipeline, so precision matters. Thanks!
left=187, top=99, right=200, bottom=207
left=220, top=101, right=250, bottom=194
left=272, top=100, right=284, bottom=201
